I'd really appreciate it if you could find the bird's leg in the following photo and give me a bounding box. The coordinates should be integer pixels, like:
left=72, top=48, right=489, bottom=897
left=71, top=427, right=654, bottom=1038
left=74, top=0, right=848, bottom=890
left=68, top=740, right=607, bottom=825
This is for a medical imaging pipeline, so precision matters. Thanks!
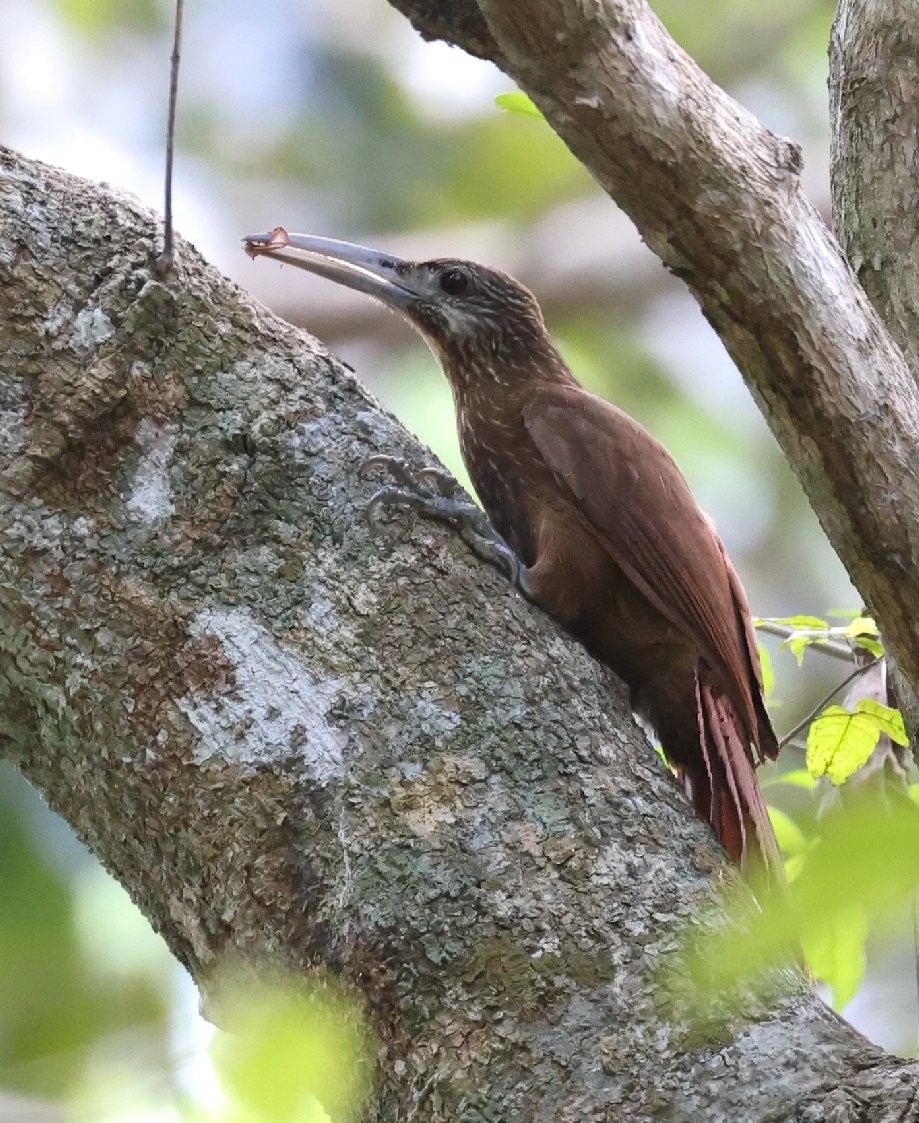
left=360, top=456, right=534, bottom=599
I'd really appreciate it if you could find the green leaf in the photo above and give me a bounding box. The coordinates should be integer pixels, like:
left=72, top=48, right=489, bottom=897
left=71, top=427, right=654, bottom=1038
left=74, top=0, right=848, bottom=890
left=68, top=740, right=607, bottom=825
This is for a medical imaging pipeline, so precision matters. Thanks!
left=762, top=614, right=829, bottom=632
left=668, top=798, right=919, bottom=1025
left=762, top=768, right=816, bottom=791
left=757, top=642, right=774, bottom=699
left=806, top=705, right=880, bottom=784
left=844, top=615, right=884, bottom=658
left=495, top=92, right=545, bottom=120
left=212, top=973, right=375, bottom=1123
left=852, top=635, right=885, bottom=658
left=844, top=615, right=879, bottom=639
left=805, top=699, right=907, bottom=784
left=767, top=807, right=808, bottom=857
left=801, top=904, right=867, bottom=1012
left=855, top=699, right=909, bottom=746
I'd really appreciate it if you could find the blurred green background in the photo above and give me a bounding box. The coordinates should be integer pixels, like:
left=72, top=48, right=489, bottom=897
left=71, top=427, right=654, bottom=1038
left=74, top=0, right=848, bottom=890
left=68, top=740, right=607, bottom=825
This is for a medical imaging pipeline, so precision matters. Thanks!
left=1, top=0, right=912, bottom=1118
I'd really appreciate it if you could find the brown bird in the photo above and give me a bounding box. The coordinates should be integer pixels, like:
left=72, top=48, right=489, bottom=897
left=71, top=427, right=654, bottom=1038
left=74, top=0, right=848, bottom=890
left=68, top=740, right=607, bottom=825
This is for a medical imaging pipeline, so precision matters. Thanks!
left=245, top=228, right=782, bottom=880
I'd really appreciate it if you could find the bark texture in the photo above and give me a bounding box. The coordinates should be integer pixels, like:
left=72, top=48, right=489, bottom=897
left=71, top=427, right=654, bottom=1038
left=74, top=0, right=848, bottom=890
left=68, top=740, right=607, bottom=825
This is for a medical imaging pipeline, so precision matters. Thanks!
left=830, top=0, right=919, bottom=729
left=4, top=0, right=919, bottom=1117
left=831, top=0, right=919, bottom=375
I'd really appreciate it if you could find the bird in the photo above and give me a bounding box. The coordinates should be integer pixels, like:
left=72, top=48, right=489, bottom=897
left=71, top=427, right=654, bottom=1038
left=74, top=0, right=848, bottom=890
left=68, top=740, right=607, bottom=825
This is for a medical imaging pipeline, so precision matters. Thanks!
left=245, top=227, right=782, bottom=881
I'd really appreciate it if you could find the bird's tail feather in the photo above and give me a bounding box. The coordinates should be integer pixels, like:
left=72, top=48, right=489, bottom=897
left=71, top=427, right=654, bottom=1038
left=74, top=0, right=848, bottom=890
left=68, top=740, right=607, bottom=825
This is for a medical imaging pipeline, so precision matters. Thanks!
left=689, top=671, right=784, bottom=884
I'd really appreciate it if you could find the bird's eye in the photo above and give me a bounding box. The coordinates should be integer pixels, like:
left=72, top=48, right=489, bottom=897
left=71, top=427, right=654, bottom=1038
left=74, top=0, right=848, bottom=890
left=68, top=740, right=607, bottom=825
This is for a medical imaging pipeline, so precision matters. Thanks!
left=439, top=268, right=469, bottom=296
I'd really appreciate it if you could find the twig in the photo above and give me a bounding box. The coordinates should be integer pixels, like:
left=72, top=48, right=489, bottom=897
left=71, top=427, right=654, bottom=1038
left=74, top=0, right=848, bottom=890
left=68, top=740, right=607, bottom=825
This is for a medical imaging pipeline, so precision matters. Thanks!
left=755, top=620, right=857, bottom=663
left=157, top=0, right=184, bottom=275
left=778, top=657, right=881, bottom=750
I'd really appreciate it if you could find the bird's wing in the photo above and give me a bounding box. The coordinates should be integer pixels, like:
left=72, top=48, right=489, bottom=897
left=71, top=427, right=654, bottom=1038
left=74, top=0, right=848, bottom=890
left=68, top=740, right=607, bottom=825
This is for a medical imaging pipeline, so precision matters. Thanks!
left=522, top=383, right=765, bottom=726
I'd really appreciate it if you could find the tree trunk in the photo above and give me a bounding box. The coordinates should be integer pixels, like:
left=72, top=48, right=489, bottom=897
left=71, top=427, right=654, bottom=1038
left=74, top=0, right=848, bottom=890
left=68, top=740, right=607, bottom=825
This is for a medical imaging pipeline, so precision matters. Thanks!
left=830, top=0, right=919, bottom=730
left=3, top=0, right=919, bottom=1117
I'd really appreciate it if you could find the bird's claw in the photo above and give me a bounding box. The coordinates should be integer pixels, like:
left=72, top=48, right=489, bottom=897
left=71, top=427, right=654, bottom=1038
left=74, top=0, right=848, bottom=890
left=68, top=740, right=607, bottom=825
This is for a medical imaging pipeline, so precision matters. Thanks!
left=361, top=456, right=461, bottom=531
left=360, top=455, right=460, bottom=499
left=359, top=454, right=529, bottom=594
left=359, top=455, right=417, bottom=488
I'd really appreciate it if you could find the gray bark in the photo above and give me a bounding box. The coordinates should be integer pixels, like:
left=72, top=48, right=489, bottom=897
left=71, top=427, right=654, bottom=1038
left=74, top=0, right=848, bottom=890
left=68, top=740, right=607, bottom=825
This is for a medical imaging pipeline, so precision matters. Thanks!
left=3, top=0, right=919, bottom=1118
left=831, top=0, right=919, bottom=374
left=830, top=0, right=919, bottom=730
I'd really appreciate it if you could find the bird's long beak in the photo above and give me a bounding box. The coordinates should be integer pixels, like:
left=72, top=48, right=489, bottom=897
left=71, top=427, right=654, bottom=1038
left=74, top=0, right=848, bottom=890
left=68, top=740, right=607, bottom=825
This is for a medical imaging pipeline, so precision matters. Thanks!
left=243, top=228, right=414, bottom=310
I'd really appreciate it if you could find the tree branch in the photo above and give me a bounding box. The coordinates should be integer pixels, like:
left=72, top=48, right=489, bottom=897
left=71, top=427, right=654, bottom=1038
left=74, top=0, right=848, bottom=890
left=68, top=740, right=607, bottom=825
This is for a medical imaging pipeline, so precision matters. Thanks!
left=831, top=0, right=919, bottom=376
left=830, top=0, right=919, bottom=740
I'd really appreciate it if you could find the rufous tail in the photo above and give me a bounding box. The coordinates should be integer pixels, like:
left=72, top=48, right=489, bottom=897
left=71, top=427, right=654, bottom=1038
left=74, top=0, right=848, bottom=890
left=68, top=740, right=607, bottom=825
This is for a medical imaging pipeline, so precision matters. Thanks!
left=688, top=672, right=784, bottom=885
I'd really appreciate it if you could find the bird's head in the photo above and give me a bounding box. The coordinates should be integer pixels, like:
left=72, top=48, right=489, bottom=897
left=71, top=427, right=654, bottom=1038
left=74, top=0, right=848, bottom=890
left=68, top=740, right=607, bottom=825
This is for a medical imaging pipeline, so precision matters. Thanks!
left=244, top=229, right=558, bottom=383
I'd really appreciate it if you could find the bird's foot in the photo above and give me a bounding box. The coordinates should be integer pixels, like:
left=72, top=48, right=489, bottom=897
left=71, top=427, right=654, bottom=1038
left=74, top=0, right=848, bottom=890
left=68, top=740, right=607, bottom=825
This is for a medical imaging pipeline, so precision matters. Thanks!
left=360, top=455, right=532, bottom=597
